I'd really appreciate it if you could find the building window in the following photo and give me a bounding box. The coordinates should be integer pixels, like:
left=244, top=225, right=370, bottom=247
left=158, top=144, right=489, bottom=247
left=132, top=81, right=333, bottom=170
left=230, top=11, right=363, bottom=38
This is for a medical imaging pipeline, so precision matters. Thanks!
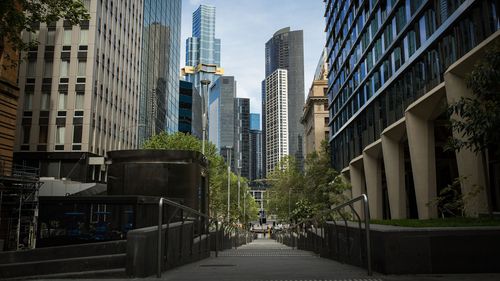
left=22, top=125, right=31, bottom=144
left=56, top=126, right=65, bottom=144
left=324, top=117, right=329, bottom=126
left=39, top=125, right=48, bottom=143
left=77, top=60, right=86, bottom=76
left=75, top=91, right=84, bottom=109
left=58, top=92, right=67, bottom=110
left=44, top=61, right=53, bottom=77
left=40, top=92, right=50, bottom=110
left=60, top=60, right=69, bottom=77
left=325, top=131, right=329, bottom=140
left=63, top=30, right=72, bottom=45
left=73, top=125, right=82, bottom=143
left=27, top=60, right=36, bottom=77
left=80, top=30, right=88, bottom=45
left=46, top=30, right=55, bottom=45
left=24, top=92, right=33, bottom=110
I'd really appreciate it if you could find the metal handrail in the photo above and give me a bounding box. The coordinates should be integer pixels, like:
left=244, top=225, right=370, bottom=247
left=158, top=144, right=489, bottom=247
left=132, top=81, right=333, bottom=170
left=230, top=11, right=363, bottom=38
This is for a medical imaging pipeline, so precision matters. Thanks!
left=157, top=197, right=217, bottom=278
left=329, top=194, right=372, bottom=276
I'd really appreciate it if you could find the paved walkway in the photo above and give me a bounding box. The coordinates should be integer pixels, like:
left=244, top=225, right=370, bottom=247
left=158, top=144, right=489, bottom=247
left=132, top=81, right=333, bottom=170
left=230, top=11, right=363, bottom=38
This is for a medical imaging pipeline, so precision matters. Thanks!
left=43, top=238, right=500, bottom=281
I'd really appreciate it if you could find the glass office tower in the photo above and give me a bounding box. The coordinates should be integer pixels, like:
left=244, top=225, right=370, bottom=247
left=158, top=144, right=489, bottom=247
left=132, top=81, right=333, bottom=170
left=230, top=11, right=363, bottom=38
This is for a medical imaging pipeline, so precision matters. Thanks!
left=139, top=0, right=182, bottom=145
left=185, top=5, right=223, bottom=90
left=325, top=0, right=500, bottom=219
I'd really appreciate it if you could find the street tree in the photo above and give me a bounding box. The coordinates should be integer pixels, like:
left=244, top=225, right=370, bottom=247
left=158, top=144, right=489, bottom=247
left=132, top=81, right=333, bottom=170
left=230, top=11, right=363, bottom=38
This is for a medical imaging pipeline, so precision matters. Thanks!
left=1, top=0, right=89, bottom=66
left=448, top=44, right=500, bottom=215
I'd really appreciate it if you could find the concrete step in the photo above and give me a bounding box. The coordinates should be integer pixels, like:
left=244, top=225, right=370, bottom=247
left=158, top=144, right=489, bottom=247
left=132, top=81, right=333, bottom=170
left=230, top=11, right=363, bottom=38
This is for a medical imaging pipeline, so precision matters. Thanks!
left=0, top=253, right=126, bottom=279
left=17, top=268, right=127, bottom=280
left=0, top=240, right=126, bottom=264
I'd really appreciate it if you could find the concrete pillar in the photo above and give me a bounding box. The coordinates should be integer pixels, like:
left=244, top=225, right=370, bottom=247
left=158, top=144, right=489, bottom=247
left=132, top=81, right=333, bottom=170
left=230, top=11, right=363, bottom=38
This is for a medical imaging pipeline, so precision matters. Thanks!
left=405, top=111, right=437, bottom=219
left=444, top=72, right=489, bottom=216
left=381, top=119, right=407, bottom=219
left=349, top=157, right=365, bottom=217
left=363, top=141, right=383, bottom=220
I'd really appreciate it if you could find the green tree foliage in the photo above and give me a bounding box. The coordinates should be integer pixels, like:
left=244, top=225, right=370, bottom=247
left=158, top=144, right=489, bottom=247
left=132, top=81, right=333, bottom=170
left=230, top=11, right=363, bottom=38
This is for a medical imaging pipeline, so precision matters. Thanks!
left=0, top=0, right=89, bottom=65
left=142, top=132, right=258, bottom=223
left=267, top=140, right=350, bottom=223
left=448, top=44, right=500, bottom=153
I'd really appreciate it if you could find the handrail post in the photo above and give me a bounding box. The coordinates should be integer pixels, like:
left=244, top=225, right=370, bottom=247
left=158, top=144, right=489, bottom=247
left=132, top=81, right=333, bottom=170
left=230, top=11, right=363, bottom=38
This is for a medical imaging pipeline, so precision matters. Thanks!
left=157, top=198, right=163, bottom=278
left=362, top=194, right=372, bottom=276
left=215, top=220, right=219, bottom=257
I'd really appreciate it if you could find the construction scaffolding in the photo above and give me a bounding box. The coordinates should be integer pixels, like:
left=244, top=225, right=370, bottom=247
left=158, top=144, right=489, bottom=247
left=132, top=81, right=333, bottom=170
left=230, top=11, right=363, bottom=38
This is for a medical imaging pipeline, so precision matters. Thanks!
left=0, top=164, right=42, bottom=251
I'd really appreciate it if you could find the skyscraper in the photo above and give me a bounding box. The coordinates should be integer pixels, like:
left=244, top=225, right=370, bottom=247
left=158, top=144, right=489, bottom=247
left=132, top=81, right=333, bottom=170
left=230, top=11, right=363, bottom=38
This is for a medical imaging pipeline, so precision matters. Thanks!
left=264, top=27, right=305, bottom=171
left=183, top=5, right=223, bottom=90
left=13, top=0, right=182, bottom=183
left=325, top=0, right=500, bottom=219
left=265, top=69, right=289, bottom=174
left=139, top=0, right=182, bottom=145
left=208, top=76, right=235, bottom=152
left=234, top=98, right=250, bottom=178
left=249, top=113, right=263, bottom=180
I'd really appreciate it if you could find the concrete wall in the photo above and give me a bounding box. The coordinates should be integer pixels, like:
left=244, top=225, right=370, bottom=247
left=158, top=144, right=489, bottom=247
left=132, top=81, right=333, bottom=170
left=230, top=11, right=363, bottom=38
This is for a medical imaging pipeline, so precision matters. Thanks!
left=126, top=221, right=210, bottom=278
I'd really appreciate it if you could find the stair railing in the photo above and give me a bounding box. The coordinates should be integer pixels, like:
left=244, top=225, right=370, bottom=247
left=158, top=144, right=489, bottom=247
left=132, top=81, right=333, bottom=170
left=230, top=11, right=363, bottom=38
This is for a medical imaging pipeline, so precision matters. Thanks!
left=157, top=197, right=218, bottom=278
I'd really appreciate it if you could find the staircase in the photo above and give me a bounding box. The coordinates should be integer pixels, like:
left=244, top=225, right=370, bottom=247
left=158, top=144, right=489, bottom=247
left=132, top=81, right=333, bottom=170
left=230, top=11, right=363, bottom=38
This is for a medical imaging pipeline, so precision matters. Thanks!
left=0, top=240, right=127, bottom=279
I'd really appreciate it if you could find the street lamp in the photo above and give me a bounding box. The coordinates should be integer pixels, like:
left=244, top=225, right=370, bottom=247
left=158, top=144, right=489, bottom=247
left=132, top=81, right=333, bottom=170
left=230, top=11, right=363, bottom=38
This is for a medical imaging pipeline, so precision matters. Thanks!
left=225, top=146, right=232, bottom=222
left=200, top=79, right=211, bottom=155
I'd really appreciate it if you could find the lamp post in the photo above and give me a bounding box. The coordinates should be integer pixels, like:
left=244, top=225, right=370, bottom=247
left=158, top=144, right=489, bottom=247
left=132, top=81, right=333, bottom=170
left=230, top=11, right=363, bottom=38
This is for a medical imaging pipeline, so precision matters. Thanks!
left=200, top=79, right=211, bottom=155
left=225, top=146, right=232, bottom=222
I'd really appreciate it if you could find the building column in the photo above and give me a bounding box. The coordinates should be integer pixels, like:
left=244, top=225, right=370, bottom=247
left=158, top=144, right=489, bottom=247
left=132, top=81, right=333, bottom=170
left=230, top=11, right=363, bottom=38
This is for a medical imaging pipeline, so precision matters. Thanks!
left=381, top=119, right=407, bottom=219
left=349, top=156, right=365, bottom=217
left=363, top=141, right=383, bottom=220
left=445, top=72, right=489, bottom=216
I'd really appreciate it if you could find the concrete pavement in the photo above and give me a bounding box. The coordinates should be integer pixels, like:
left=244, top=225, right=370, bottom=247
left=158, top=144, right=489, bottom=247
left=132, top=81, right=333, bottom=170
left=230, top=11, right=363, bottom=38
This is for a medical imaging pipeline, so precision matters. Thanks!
left=40, top=238, right=500, bottom=281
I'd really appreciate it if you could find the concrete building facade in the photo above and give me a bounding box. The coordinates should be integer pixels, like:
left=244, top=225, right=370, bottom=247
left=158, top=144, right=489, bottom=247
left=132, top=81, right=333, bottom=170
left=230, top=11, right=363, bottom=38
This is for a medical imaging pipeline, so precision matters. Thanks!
left=302, top=50, right=329, bottom=156
left=325, top=0, right=500, bottom=219
left=265, top=69, right=289, bottom=174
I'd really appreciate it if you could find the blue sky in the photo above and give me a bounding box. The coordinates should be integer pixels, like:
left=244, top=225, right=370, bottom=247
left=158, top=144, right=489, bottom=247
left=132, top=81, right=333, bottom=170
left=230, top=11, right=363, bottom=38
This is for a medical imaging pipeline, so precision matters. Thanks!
left=180, top=0, right=326, bottom=115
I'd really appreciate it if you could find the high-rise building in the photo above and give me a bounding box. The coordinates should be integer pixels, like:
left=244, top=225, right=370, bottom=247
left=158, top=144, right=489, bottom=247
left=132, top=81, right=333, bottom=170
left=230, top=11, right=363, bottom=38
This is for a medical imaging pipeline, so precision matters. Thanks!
left=183, top=5, right=223, bottom=91
left=325, top=0, right=500, bottom=219
left=0, top=35, right=20, bottom=176
left=261, top=80, right=267, bottom=178
left=234, top=98, right=250, bottom=178
left=301, top=49, right=329, bottom=156
left=13, top=0, right=181, bottom=183
left=265, top=69, right=289, bottom=174
left=178, top=80, right=201, bottom=138
left=139, top=0, right=182, bottom=144
left=209, top=76, right=235, bottom=152
left=264, top=27, right=305, bottom=170
left=249, top=113, right=263, bottom=180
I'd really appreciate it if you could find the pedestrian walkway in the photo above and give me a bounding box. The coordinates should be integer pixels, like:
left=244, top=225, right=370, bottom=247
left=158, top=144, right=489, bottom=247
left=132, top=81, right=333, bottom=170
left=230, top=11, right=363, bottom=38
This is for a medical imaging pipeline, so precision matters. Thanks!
left=162, top=238, right=379, bottom=281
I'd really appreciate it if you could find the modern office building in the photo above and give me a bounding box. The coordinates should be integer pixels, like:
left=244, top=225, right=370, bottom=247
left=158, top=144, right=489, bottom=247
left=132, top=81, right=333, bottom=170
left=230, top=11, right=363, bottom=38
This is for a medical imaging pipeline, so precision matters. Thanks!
left=265, top=69, right=289, bottom=174
left=249, top=113, right=263, bottom=180
left=234, top=98, right=250, bottom=178
left=13, top=0, right=181, bottom=184
left=138, top=0, right=182, bottom=144
left=302, top=49, right=329, bottom=156
left=264, top=27, right=305, bottom=170
left=209, top=76, right=236, bottom=154
left=178, top=80, right=201, bottom=138
left=183, top=5, right=223, bottom=91
left=325, top=0, right=500, bottom=219
left=261, top=80, right=267, bottom=178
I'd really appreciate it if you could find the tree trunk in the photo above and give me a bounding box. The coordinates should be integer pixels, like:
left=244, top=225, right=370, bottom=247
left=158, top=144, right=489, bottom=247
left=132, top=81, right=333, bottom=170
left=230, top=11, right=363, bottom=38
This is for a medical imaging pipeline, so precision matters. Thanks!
left=481, top=148, right=493, bottom=217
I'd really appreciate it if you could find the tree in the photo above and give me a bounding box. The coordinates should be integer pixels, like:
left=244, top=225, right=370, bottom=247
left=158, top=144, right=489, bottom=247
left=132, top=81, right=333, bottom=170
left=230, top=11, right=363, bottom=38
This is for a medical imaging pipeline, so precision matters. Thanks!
left=448, top=44, right=500, bottom=215
left=266, top=141, right=350, bottom=223
left=0, top=0, right=89, bottom=65
left=142, top=132, right=258, bottom=223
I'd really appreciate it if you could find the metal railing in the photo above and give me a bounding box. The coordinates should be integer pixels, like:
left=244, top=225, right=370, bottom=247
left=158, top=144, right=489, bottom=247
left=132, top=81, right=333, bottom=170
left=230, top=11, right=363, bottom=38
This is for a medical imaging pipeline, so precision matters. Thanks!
left=328, top=194, right=372, bottom=275
left=157, top=197, right=216, bottom=278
